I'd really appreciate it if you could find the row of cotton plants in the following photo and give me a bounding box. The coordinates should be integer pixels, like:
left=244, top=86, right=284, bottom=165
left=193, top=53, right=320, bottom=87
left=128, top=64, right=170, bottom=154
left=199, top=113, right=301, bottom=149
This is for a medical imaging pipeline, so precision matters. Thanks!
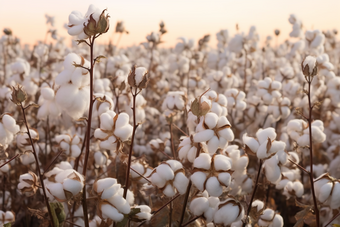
left=0, top=4, right=340, bottom=227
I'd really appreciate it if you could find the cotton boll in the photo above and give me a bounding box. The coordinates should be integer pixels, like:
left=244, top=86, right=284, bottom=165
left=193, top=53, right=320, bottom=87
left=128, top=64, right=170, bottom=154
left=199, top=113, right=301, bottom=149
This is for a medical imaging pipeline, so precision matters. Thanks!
left=256, top=128, right=276, bottom=144
left=163, top=184, right=176, bottom=197
left=218, top=172, right=231, bottom=186
left=205, top=177, right=223, bottom=196
left=243, top=134, right=259, bottom=154
left=214, top=155, right=232, bottom=171
left=156, top=164, right=174, bottom=181
left=63, top=178, right=83, bottom=196
left=100, top=204, right=124, bottom=222
left=193, top=130, right=214, bottom=143
left=193, top=153, right=211, bottom=170
left=107, top=194, right=131, bottom=214
left=330, top=182, right=340, bottom=209
left=173, top=172, right=189, bottom=194
left=135, top=205, right=152, bottom=221
left=46, top=182, right=67, bottom=201
left=204, top=113, right=218, bottom=129
left=318, top=182, right=332, bottom=203
left=190, top=197, right=209, bottom=215
left=150, top=172, right=166, bottom=188
left=191, top=172, right=207, bottom=191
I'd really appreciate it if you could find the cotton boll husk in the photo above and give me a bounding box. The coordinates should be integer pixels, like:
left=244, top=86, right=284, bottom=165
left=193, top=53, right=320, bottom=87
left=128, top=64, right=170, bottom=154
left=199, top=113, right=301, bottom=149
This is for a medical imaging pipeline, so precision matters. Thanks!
left=194, top=153, right=211, bottom=170
left=194, top=130, right=214, bottom=142
left=191, top=172, right=207, bottom=191
left=206, top=177, right=223, bottom=196
left=190, top=197, right=209, bottom=215
left=214, top=155, right=232, bottom=171
left=107, top=194, right=131, bottom=214
left=150, top=172, right=166, bottom=188
left=100, top=204, right=124, bottom=222
left=173, top=172, right=189, bottom=194
left=63, top=178, right=83, bottom=196
left=156, top=164, right=174, bottom=181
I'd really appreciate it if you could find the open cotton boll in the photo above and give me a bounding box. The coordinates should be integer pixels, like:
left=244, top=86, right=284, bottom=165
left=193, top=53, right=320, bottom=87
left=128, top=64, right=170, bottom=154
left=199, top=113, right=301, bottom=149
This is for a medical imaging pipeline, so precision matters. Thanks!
left=191, top=172, right=207, bottom=191
left=163, top=184, right=176, bottom=197
left=190, top=197, right=209, bottom=216
left=135, top=205, right=152, bottom=221
left=194, top=153, right=211, bottom=170
left=252, top=200, right=264, bottom=212
left=100, top=204, right=124, bottom=222
left=46, top=182, right=67, bottom=201
left=205, top=177, right=223, bottom=197
left=204, top=113, right=219, bottom=129
left=63, top=178, right=83, bottom=195
left=303, top=56, right=317, bottom=74
left=256, top=128, right=276, bottom=144
left=114, top=125, right=133, bottom=141
left=173, top=172, right=189, bottom=194
left=99, top=111, right=116, bottom=131
left=330, top=183, right=340, bottom=209
left=214, top=155, right=232, bottom=171
left=149, top=172, right=166, bottom=188
left=214, top=199, right=244, bottom=225
left=107, top=194, right=131, bottom=214
left=318, top=182, right=332, bottom=203
left=2, top=115, right=20, bottom=134
left=243, top=134, right=259, bottom=154
left=194, top=130, right=214, bottom=143
left=156, top=164, right=174, bottom=181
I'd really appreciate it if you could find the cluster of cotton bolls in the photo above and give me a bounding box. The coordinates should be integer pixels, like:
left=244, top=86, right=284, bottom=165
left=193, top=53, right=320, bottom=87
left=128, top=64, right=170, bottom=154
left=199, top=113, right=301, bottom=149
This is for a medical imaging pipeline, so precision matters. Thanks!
left=148, top=160, right=189, bottom=197
left=44, top=161, right=84, bottom=202
left=4, top=3, right=340, bottom=226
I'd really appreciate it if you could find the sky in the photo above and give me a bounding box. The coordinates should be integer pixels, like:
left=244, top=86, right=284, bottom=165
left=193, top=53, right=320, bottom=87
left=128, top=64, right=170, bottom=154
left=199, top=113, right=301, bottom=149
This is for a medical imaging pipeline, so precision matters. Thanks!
left=1, top=0, right=340, bottom=48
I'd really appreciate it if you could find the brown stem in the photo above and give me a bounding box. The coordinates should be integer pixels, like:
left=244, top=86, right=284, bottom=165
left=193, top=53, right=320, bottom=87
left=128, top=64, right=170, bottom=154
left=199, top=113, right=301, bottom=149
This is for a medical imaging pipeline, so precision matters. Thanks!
left=123, top=87, right=139, bottom=199
left=82, top=35, right=96, bottom=227
left=169, top=122, right=176, bottom=159
left=325, top=211, right=340, bottom=227
left=307, top=79, right=320, bottom=227
left=0, top=154, right=19, bottom=169
left=243, top=159, right=263, bottom=227
left=20, top=104, right=55, bottom=227
left=181, top=215, right=201, bottom=227
left=2, top=175, right=5, bottom=211
left=169, top=196, right=173, bottom=227
left=138, top=194, right=180, bottom=227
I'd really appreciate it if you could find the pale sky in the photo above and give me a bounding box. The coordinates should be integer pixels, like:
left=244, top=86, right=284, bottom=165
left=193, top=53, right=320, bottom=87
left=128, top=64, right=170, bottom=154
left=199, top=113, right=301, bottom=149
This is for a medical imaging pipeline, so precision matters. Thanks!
left=1, top=0, right=339, bottom=48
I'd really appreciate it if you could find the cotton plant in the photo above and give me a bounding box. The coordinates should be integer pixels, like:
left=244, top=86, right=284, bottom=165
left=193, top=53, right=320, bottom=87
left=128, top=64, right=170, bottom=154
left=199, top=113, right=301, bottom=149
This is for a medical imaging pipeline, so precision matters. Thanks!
left=92, top=178, right=131, bottom=222
left=191, top=153, right=233, bottom=196
left=147, top=160, right=189, bottom=197
left=256, top=77, right=282, bottom=105
left=213, top=198, right=245, bottom=226
left=94, top=110, right=133, bottom=151
left=17, top=129, right=40, bottom=165
left=17, top=171, right=39, bottom=197
left=0, top=113, right=20, bottom=149
left=286, top=119, right=326, bottom=147
left=44, top=164, right=84, bottom=202
left=314, top=173, right=340, bottom=209
left=54, top=53, right=90, bottom=119
left=225, top=88, right=247, bottom=111
left=178, top=136, right=202, bottom=163
left=37, top=83, right=61, bottom=120
left=189, top=190, right=220, bottom=223
left=55, top=134, right=82, bottom=159
left=193, top=112, right=234, bottom=154
left=0, top=210, right=15, bottom=226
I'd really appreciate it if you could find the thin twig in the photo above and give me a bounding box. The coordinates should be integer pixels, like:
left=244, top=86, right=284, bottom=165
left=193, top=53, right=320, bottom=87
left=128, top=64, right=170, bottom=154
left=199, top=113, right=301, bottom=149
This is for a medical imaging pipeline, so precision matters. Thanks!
left=138, top=194, right=181, bottom=227
left=20, top=104, right=55, bottom=227
left=43, top=149, right=64, bottom=173
left=130, top=167, right=152, bottom=184
left=243, top=159, right=263, bottom=227
left=288, top=159, right=309, bottom=174
left=324, top=211, right=340, bottom=227
left=0, top=154, right=19, bottom=169
left=181, top=215, right=201, bottom=227
left=124, top=87, right=139, bottom=199
left=172, top=123, right=189, bottom=136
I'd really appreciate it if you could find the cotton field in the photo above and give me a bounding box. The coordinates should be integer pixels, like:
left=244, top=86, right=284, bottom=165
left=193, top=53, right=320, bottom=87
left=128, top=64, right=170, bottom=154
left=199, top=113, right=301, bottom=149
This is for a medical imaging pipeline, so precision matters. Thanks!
left=1, top=4, right=340, bottom=227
